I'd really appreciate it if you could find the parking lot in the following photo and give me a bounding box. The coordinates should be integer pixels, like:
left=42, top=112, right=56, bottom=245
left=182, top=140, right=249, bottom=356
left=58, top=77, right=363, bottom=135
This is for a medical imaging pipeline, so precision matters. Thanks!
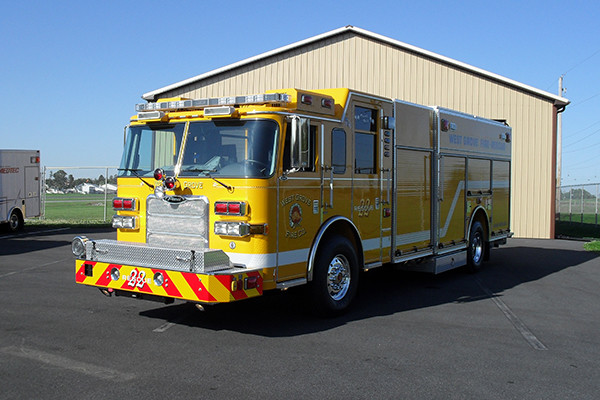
left=1, top=227, right=599, bottom=399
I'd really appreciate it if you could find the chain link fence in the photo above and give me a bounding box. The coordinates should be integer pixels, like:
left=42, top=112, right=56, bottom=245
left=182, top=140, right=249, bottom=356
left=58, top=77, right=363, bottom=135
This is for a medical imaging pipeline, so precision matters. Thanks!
left=556, top=183, right=600, bottom=238
left=41, top=166, right=118, bottom=223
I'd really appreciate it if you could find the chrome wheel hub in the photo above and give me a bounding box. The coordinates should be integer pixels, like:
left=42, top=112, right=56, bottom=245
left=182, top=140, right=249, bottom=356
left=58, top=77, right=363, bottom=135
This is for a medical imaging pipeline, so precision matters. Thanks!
left=471, top=233, right=483, bottom=264
left=9, top=214, right=19, bottom=230
left=327, top=254, right=350, bottom=301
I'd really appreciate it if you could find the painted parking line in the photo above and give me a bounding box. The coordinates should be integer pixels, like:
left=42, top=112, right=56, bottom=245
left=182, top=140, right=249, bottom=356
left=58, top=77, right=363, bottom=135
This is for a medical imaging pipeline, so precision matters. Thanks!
left=476, top=278, right=548, bottom=351
left=0, top=227, right=70, bottom=240
left=1, top=345, right=135, bottom=382
left=153, top=322, right=177, bottom=333
left=0, top=258, right=69, bottom=279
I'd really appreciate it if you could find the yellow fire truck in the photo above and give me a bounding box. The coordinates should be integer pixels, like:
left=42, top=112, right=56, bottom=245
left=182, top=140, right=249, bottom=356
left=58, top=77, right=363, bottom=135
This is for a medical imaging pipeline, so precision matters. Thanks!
left=73, top=88, right=511, bottom=314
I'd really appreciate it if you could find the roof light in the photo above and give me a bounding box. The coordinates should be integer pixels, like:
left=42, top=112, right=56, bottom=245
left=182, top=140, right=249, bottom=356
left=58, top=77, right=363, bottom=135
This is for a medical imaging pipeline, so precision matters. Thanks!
left=135, top=93, right=290, bottom=112
left=137, top=111, right=165, bottom=120
left=204, top=106, right=235, bottom=117
left=321, top=98, right=333, bottom=109
left=301, top=95, right=313, bottom=105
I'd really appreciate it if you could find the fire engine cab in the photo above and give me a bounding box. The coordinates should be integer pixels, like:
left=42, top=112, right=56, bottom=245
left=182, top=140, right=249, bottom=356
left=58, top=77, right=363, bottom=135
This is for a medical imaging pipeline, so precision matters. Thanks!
left=73, top=88, right=511, bottom=315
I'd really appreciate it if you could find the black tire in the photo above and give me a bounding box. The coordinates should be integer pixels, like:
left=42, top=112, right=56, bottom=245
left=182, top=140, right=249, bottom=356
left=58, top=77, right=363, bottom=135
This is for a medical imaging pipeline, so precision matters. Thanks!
left=309, top=236, right=359, bottom=316
left=466, top=221, right=485, bottom=273
left=8, top=210, right=23, bottom=233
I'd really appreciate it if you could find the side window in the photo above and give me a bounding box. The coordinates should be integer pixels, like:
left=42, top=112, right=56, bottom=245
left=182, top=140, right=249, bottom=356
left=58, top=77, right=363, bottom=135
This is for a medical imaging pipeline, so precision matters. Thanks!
left=354, top=106, right=377, bottom=174
left=331, top=128, right=346, bottom=174
left=283, top=123, right=317, bottom=172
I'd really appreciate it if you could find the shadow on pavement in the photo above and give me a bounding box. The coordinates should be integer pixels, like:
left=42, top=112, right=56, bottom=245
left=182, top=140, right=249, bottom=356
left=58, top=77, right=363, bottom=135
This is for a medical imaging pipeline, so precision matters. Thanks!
left=139, top=241, right=599, bottom=336
left=0, top=227, right=114, bottom=256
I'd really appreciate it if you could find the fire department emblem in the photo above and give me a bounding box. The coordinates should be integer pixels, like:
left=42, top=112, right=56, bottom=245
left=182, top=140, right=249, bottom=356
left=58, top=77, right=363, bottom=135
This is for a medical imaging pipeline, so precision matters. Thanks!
left=289, top=203, right=302, bottom=228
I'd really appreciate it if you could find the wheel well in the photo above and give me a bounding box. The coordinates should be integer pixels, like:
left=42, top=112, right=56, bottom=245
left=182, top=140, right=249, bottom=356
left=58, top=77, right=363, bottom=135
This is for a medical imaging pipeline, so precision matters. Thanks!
left=9, top=207, right=24, bottom=222
left=307, top=217, right=363, bottom=281
left=470, top=207, right=490, bottom=242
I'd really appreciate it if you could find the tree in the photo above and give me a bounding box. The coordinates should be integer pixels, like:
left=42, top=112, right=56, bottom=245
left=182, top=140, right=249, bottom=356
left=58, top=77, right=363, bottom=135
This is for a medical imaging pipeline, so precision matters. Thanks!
left=52, top=170, right=68, bottom=190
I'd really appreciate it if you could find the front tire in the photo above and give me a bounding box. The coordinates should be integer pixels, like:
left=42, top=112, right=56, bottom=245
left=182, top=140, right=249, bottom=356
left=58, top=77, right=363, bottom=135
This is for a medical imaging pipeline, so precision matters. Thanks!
left=8, top=210, right=23, bottom=232
left=466, top=221, right=485, bottom=272
left=309, top=236, right=359, bottom=316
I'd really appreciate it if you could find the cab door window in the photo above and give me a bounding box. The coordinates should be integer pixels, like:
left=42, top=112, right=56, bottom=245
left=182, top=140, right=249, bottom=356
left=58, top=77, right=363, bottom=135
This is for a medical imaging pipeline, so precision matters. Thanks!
left=354, top=106, right=377, bottom=174
left=331, top=128, right=346, bottom=174
left=283, top=123, right=317, bottom=172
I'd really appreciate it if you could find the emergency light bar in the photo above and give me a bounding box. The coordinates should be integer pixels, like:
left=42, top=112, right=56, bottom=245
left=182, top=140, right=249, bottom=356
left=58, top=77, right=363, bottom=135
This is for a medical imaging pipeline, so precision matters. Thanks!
left=135, top=93, right=291, bottom=112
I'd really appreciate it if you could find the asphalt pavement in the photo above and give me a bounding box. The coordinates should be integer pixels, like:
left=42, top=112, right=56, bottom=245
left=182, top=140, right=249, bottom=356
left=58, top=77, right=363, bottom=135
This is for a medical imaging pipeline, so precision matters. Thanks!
left=0, top=226, right=599, bottom=399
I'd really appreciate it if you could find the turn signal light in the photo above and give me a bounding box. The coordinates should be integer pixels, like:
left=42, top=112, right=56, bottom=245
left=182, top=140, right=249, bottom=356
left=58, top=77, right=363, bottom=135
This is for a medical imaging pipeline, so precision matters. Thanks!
left=244, top=276, right=259, bottom=290
left=113, top=197, right=138, bottom=211
left=214, top=201, right=246, bottom=216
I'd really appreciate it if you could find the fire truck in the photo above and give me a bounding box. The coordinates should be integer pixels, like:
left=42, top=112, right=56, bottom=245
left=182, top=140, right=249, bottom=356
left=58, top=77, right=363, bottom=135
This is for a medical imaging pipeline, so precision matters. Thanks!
left=0, top=150, right=41, bottom=232
left=73, top=88, right=511, bottom=314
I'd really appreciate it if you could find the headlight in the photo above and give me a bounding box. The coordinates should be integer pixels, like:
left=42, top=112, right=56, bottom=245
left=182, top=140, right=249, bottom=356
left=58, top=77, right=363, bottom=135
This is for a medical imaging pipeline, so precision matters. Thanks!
left=71, top=236, right=89, bottom=258
left=153, top=272, right=165, bottom=286
left=112, top=215, right=138, bottom=230
left=214, top=221, right=250, bottom=237
left=110, top=267, right=120, bottom=281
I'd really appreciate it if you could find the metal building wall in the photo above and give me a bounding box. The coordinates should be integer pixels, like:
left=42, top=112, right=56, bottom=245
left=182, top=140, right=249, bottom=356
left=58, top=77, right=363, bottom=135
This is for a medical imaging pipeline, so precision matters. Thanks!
left=158, top=32, right=556, bottom=239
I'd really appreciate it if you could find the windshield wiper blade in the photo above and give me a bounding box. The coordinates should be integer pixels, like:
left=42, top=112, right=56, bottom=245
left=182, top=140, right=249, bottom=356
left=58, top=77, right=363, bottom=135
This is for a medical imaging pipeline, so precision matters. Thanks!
left=118, top=168, right=154, bottom=190
left=209, top=174, right=233, bottom=192
left=184, top=168, right=214, bottom=173
left=188, top=168, right=234, bottom=192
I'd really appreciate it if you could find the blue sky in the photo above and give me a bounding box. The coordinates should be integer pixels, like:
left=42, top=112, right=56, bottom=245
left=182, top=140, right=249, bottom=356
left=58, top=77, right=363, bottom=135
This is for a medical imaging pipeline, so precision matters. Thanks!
left=1, top=0, right=598, bottom=186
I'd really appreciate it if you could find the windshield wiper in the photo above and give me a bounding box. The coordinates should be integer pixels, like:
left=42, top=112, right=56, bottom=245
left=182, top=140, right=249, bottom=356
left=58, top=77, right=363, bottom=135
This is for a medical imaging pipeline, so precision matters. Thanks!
left=184, top=168, right=233, bottom=192
left=118, top=168, right=154, bottom=190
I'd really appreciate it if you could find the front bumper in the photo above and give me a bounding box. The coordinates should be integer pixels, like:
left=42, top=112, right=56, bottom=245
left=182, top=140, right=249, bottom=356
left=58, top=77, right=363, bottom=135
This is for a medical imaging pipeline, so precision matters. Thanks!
left=74, top=238, right=263, bottom=304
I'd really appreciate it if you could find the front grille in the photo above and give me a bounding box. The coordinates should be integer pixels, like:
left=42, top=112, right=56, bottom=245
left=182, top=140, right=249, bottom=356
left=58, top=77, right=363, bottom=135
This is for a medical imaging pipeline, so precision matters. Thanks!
left=146, top=195, right=209, bottom=250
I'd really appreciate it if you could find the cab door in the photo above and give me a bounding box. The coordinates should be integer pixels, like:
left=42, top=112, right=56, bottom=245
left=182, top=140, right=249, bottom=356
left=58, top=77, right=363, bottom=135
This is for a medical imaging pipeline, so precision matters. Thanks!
left=350, top=100, right=394, bottom=266
left=277, top=122, right=321, bottom=283
left=320, top=122, right=352, bottom=222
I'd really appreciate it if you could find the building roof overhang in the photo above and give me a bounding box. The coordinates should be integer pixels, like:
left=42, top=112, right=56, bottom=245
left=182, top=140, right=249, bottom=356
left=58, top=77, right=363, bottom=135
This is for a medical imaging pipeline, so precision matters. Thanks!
left=142, top=25, right=570, bottom=108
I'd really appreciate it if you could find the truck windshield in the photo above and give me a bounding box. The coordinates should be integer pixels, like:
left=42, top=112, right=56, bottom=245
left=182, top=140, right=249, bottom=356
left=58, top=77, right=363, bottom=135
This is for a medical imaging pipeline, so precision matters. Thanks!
left=119, top=119, right=279, bottom=178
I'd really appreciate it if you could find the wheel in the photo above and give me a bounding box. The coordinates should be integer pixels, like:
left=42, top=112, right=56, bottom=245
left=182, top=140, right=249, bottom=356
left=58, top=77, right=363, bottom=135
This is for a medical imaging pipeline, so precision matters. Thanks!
left=466, top=221, right=485, bottom=272
left=309, top=236, right=359, bottom=315
left=8, top=210, right=24, bottom=232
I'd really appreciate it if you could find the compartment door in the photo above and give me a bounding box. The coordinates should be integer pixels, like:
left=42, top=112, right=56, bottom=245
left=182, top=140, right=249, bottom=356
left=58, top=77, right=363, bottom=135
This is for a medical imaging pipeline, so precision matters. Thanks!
left=24, top=166, right=40, bottom=218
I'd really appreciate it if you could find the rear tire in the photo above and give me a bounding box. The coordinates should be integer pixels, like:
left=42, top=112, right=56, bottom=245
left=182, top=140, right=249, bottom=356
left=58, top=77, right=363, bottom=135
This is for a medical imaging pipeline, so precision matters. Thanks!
left=466, top=221, right=485, bottom=273
left=309, top=236, right=359, bottom=316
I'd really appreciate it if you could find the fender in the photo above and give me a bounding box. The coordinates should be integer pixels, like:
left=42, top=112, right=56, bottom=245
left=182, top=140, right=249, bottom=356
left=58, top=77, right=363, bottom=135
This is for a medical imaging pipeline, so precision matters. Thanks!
left=4, top=206, right=21, bottom=224
left=467, top=205, right=490, bottom=241
left=306, top=216, right=362, bottom=281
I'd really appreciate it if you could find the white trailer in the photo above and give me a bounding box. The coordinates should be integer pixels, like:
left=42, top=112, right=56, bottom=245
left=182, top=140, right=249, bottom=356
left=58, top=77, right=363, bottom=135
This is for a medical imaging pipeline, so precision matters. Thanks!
left=0, top=150, right=41, bottom=232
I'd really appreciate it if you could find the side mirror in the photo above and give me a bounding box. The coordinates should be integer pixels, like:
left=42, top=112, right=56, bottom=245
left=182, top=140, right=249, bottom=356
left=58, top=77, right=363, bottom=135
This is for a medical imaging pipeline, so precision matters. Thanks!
left=123, top=125, right=130, bottom=146
left=290, top=116, right=310, bottom=169
left=382, top=116, right=395, bottom=130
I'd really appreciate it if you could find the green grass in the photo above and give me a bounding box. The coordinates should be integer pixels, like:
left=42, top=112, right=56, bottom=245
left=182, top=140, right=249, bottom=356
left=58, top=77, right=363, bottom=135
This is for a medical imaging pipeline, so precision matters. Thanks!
left=555, top=220, right=600, bottom=240
left=584, top=241, right=600, bottom=252
left=557, top=213, right=599, bottom=224
left=35, top=193, right=113, bottom=226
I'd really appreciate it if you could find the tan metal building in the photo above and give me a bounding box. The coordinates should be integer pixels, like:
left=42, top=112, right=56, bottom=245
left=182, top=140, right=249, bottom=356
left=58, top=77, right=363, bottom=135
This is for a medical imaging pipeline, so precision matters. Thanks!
left=141, top=26, right=569, bottom=239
